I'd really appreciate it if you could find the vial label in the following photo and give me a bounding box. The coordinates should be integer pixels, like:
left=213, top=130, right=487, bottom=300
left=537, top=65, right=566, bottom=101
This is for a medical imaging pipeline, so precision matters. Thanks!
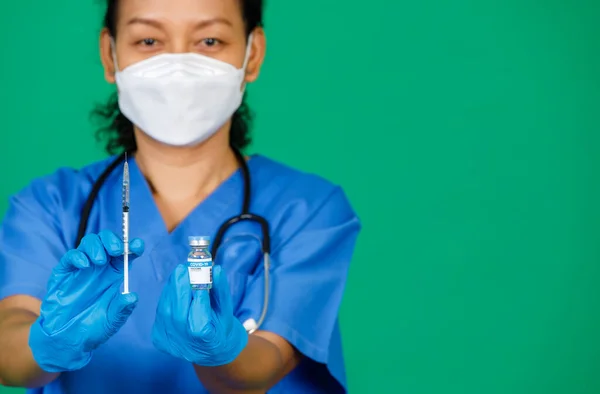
left=188, top=258, right=213, bottom=286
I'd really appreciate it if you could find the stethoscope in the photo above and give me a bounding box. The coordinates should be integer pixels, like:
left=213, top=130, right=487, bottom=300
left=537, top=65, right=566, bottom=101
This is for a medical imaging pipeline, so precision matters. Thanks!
left=75, top=148, right=271, bottom=334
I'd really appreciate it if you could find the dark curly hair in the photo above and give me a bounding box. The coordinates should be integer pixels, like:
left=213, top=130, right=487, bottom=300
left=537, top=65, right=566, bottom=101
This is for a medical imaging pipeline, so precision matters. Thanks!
left=91, top=0, right=264, bottom=155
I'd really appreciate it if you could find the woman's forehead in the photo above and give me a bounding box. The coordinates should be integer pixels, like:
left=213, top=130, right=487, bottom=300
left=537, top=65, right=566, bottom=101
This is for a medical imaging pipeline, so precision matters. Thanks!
left=117, top=0, right=243, bottom=24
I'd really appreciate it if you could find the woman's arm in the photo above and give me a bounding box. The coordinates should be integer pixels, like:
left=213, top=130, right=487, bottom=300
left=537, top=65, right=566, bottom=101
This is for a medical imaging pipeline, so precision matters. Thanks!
left=0, top=296, right=59, bottom=388
left=193, top=331, right=301, bottom=393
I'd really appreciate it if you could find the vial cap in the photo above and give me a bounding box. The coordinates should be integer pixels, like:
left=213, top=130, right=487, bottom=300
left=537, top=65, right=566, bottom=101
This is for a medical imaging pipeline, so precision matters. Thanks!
left=189, top=236, right=210, bottom=247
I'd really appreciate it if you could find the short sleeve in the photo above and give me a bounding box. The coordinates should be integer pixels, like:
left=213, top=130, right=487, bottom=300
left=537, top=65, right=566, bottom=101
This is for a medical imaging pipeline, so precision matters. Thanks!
left=0, top=175, right=71, bottom=301
left=236, top=186, right=361, bottom=390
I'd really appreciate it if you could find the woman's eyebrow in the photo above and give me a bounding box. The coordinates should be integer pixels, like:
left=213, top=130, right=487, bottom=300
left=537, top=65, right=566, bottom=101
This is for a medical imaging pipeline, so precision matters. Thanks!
left=126, top=16, right=233, bottom=30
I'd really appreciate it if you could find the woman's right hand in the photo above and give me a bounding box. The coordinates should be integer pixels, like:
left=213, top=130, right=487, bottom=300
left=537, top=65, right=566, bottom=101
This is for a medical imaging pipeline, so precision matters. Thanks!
left=28, top=230, right=144, bottom=373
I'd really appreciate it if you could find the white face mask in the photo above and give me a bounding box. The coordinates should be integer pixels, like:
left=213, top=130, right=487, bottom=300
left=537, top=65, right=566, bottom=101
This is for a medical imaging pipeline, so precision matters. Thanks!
left=113, top=36, right=253, bottom=147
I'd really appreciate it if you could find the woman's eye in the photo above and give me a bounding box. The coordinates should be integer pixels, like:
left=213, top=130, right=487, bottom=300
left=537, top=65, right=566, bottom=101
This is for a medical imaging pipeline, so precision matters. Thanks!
left=201, top=38, right=220, bottom=47
left=139, top=38, right=156, bottom=46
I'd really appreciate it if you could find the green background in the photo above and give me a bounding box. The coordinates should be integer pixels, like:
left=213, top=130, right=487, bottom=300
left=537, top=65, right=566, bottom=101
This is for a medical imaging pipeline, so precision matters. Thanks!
left=1, top=1, right=599, bottom=393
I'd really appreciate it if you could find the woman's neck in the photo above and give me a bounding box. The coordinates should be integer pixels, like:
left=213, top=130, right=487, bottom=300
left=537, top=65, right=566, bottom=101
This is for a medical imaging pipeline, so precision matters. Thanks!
left=133, top=126, right=239, bottom=204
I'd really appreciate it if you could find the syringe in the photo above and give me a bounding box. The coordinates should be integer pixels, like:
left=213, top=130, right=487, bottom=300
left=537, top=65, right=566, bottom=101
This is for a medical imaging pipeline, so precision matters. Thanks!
left=122, top=152, right=130, bottom=294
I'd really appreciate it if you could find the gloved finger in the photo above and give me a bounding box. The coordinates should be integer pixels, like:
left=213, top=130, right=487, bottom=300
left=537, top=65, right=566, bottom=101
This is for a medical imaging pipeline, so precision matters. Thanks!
left=188, top=288, right=214, bottom=340
left=210, top=265, right=235, bottom=319
left=54, top=249, right=91, bottom=274
left=169, top=265, right=193, bottom=327
left=98, top=231, right=145, bottom=274
left=98, top=230, right=124, bottom=257
left=77, top=234, right=108, bottom=266
left=105, top=291, right=139, bottom=338
left=128, top=238, right=145, bottom=258
left=98, top=230, right=145, bottom=259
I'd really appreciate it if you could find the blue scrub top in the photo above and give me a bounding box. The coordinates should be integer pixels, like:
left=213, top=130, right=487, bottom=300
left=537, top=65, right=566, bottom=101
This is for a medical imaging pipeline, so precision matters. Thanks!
left=0, top=154, right=361, bottom=394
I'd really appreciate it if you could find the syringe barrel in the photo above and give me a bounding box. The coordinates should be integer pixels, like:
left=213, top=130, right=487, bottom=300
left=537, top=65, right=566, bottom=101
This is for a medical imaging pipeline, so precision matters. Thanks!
left=122, top=179, right=130, bottom=208
left=122, top=210, right=129, bottom=243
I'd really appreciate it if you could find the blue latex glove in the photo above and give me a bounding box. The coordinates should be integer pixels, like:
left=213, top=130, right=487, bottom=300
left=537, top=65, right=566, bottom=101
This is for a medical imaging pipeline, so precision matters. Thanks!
left=29, top=230, right=144, bottom=373
left=151, top=264, right=248, bottom=367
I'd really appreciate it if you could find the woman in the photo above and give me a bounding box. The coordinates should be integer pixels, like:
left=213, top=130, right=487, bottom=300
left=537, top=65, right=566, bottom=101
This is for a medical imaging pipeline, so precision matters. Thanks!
left=0, top=0, right=361, bottom=393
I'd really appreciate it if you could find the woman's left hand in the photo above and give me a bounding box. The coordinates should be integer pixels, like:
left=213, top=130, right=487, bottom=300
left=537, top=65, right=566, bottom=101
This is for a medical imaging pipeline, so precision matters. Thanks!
left=151, top=264, right=248, bottom=366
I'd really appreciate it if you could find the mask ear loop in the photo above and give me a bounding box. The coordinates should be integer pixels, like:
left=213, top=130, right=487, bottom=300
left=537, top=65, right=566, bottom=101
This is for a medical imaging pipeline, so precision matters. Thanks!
left=242, top=33, right=254, bottom=71
left=240, top=33, right=254, bottom=92
left=110, top=37, right=120, bottom=73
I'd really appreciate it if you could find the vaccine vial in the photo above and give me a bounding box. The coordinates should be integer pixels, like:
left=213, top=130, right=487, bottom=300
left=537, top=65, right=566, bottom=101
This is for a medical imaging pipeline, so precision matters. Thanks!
left=187, top=236, right=213, bottom=290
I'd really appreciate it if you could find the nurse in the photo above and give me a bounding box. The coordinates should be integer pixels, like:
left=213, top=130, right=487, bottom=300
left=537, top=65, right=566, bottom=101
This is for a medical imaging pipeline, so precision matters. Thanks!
left=0, top=0, right=361, bottom=393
